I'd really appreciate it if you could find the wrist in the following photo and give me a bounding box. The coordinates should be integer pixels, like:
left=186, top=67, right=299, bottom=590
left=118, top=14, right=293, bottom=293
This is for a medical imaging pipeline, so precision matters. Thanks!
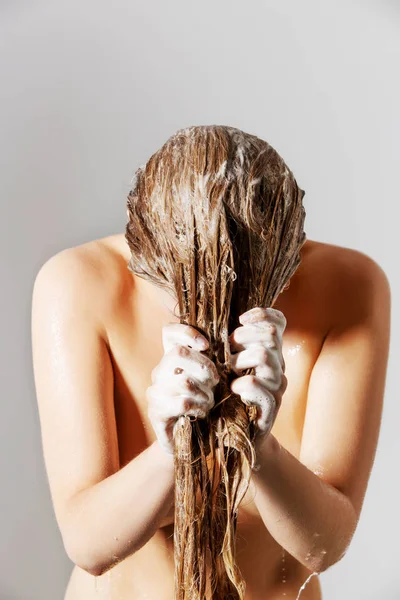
left=252, top=433, right=281, bottom=472
left=151, top=439, right=175, bottom=472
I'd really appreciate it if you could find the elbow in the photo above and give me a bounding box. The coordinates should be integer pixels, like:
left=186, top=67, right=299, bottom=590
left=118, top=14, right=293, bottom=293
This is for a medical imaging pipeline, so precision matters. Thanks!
left=77, top=562, right=106, bottom=578
left=62, top=521, right=144, bottom=577
left=304, top=546, right=346, bottom=575
left=60, top=488, right=162, bottom=576
left=60, top=491, right=117, bottom=577
left=315, top=543, right=349, bottom=574
left=62, top=514, right=115, bottom=577
left=64, top=532, right=108, bottom=577
left=314, top=506, right=358, bottom=573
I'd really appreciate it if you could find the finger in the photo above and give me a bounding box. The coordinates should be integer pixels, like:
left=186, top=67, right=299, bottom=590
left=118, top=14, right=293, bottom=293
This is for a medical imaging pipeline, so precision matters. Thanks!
left=229, top=322, right=281, bottom=352
left=230, top=374, right=274, bottom=401
left=230, top=375, right=277, bottom=432
left=152, top=344, right=219, bottom=386
left=172, top=373, right=215, bottom=409
left=146, top=378, right=214, bottom=417
left=148, top=391, right=210, bottom=421
left=239, top=307, right=287, bottom=334
left=162, top=323, right=209, bottom=353
left=230, top=344, right=283, bottom=382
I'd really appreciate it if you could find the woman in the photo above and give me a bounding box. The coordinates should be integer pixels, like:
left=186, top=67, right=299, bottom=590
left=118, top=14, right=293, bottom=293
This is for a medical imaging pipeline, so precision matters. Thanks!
left=31, top=125, right=391, bottom=599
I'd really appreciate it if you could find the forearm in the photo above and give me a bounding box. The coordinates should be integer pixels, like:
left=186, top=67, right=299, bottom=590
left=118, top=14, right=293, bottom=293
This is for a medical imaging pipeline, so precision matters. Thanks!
left=251, top=434, right=358, bottom=573
left=64, top=440, right=175, bottom=576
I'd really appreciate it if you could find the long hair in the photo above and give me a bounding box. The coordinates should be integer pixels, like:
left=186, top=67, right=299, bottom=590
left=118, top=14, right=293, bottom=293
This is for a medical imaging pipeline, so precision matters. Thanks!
left=125, top=125, right=306, bottom=599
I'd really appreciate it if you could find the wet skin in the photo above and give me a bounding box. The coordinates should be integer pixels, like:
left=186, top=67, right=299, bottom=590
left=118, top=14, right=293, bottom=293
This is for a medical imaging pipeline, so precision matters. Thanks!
left=31, top=232, right=391, bottom=599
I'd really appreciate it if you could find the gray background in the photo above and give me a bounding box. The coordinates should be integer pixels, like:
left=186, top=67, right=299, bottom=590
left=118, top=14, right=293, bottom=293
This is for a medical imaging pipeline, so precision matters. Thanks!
left=0, top=1, right=399, bottom=598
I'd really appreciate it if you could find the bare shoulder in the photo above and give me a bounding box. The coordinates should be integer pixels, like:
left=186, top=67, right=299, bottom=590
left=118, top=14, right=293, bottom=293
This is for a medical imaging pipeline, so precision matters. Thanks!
left=302, top=239, right=389, bottom=278
left=32, top=234, right=132, bottom=333
left=297, top=239, right=391, bottom=329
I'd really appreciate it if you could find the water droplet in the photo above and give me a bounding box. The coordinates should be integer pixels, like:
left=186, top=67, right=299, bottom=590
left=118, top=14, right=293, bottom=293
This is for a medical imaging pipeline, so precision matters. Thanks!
left=281, top=547, right=287, bottom=588
left=288, top=343, right=302, bottom=356
left=295, top=572, right=319, bottom=600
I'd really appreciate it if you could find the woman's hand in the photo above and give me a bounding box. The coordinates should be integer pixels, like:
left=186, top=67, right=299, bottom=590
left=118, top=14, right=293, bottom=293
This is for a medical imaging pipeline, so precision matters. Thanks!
left=146, top=323, right=220, bottom=456
left=228, top=307, right=288, bottom=446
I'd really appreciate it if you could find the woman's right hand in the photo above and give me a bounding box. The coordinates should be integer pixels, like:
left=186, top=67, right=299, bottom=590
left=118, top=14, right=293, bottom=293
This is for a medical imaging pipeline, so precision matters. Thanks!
left=146, top=323, right=220, bottom=456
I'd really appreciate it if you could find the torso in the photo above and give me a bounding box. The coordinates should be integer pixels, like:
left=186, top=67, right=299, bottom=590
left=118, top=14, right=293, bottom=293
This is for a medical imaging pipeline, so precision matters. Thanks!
left=64, top=232, right=337, bottom=600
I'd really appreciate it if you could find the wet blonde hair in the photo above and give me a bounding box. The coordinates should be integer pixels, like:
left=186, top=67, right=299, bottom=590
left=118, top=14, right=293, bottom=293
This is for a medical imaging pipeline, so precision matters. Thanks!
left=125, top=125, right=306, bottom=599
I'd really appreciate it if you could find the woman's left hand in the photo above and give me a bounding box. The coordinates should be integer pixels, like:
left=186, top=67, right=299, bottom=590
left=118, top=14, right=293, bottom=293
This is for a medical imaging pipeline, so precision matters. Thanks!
left=228, top=307, right=288, bottom=445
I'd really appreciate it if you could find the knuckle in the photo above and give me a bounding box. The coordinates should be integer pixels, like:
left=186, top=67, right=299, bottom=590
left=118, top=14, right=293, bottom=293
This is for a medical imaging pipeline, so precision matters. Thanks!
left=177, top=344, right=190, bottom=357
left=184, top=377, right=198, bottom=392
left=205, top=355, right=218, bottom=373
left=248, top=374, right=258, bottom=386
left=181, top=397, right=207, bottom=418
left=203, top=358, right=219, bottom=383
left=258, top=347, right=270, bottom=363
left=182, top=397, right=193, bottom=412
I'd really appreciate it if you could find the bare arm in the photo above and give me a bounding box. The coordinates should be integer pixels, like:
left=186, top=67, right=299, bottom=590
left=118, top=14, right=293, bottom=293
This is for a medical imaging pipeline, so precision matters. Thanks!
left=67, top=440, right=175, bottom=575
left=31, top=249, right=175, bottom=577
left=249, top=252, right=391, bottom=572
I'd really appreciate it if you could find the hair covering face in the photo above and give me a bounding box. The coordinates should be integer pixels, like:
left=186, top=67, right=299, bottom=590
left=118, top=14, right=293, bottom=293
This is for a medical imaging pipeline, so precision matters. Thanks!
left=125, top=125, right=306, bottom=600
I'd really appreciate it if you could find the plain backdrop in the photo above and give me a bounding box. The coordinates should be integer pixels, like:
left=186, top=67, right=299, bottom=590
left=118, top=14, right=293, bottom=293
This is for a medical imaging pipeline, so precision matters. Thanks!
left=0, top=1, right=399, bottom=598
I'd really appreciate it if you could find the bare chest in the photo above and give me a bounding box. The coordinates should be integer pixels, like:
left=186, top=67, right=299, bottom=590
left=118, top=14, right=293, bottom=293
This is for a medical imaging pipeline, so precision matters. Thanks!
left=96, top=300, right=324, bottom=597
left=106, top=289, right=322, bottom=476
left=67, top=273, right=325, bottom=599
